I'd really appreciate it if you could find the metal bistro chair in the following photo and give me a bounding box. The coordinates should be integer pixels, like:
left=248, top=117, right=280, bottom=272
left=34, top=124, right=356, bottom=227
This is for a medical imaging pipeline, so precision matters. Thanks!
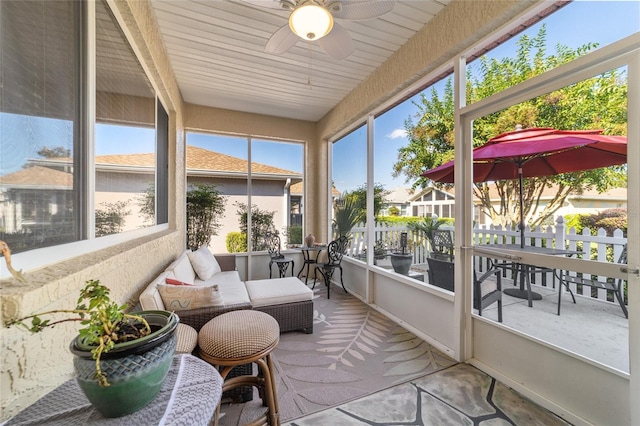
left=265, top=232, right=294, bottom=278
left=558, top=244, right=628, bottom=318
left=316, top=236, right=349, bottom=299
left=426, top=257, right=503, bottom=322
left=430, top=229, right=454, bottom=261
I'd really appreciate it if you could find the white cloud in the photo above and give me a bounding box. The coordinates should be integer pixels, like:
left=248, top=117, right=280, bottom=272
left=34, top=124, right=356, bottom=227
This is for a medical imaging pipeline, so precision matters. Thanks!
left=387, top=129, right=407, bottom=139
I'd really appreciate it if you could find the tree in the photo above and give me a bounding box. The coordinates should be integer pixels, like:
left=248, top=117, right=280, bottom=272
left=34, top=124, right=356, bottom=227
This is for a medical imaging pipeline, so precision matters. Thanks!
left=95, top=201, right=130, bottom=237
left=235, top=202, right=276, bottom=251
left=186, top=184, right=227, bottom=250
left=394, top=26, right=627, bottom=227
left=37, top=146, right=71, bottom=158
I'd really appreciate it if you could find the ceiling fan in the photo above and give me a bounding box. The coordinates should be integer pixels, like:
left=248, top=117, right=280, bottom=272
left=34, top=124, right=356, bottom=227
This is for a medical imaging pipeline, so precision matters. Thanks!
left=239, top=0, right=396, bottom=60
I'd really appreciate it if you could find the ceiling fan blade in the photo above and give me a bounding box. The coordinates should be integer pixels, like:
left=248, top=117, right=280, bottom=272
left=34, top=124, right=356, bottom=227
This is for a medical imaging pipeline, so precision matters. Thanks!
left=265, top=24, right=299, bottom=55
left=318, top=22, right=354, bottom=60
left=331, top=0, right=395, bottom=21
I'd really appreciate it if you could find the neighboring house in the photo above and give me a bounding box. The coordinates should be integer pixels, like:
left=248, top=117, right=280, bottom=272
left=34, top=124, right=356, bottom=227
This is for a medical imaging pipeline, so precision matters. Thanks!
left=0, top=145, right=302, bottom=252
left=408, top=186, right=459, bottom=220
left=380, top=187, right=413, bottom=216
left=406, top=184, right=627, bottom=226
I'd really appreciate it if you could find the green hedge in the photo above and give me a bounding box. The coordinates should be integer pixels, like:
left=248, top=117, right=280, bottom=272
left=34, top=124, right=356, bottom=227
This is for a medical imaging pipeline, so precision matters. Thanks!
left=226, top=232, right=248, bottom=253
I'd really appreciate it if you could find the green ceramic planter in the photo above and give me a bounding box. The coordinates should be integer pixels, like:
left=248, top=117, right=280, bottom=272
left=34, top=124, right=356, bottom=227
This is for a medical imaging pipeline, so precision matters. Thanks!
left=70, top=310, right=179, bottom=418
left=390, top=252, right=413, bottom=275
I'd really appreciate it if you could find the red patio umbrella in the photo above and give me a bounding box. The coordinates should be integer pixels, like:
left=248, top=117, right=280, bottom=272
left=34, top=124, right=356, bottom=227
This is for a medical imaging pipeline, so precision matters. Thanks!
left=421, top=127, right=627, bottom=247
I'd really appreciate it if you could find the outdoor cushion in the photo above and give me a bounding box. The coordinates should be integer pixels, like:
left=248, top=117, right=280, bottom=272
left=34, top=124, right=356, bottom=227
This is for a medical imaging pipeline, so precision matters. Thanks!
left=244, top=277, right=313, bottom=308
left=187, top=246, right=221, bottom=280
left=158, top=283, right=224, bottom=310
left=167, top=253, right=197, bottom=284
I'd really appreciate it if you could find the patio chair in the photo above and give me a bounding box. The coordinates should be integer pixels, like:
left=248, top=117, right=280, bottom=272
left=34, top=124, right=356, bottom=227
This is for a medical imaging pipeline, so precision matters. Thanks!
left=430, top=229, right=454, bottom=261
left=316, top=236, right=349, bottom=299
left=265, top=232, right=294, bottom=278
left=426, top=257, right=503, bottom=322
left=558, top=245, right=628, bottom=318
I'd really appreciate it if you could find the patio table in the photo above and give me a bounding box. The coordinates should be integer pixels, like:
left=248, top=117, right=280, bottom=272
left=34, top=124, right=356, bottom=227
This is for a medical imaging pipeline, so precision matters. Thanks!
left=3, top=353, right=223, bottom=426
left=475, top=244, right=579, bottom=308
left=296, top=245, right=326, bottom=286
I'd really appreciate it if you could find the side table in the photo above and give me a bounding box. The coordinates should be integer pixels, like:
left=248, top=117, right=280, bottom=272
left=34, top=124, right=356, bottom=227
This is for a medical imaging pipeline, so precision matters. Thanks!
left=296, top=245, right=326, bottom=286
left=4, top=354, right=223, bottom=426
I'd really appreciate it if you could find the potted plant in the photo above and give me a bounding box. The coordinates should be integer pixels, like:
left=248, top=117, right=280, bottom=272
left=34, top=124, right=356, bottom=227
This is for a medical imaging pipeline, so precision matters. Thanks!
left=408, top=215, right=446, bottom=254
left=5, top=279, right=179, bottom=418
left=333, top=197, right=361, bottom=238
left=389, top=232, right=413, bottom=275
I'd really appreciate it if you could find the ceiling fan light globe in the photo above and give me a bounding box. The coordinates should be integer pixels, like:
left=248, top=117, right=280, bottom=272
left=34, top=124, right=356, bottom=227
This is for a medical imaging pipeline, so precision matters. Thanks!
left=289, top=3, right=334, bottom=41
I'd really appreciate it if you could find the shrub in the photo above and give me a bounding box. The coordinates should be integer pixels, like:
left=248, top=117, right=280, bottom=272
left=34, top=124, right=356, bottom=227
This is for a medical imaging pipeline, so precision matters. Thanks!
left=580, top=209, right=627, bottom=237
left=283, top=224, right=302, bottom=246
left=226, top=232, right=248, bottom=253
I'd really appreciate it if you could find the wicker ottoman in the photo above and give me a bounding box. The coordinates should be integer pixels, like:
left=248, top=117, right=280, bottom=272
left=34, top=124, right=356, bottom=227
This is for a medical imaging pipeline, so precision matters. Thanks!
left=199, top=310, right=281, bottom=426
left=245, top=277, right=314, bottom=334
left=175, top=323, right=198, bottom=353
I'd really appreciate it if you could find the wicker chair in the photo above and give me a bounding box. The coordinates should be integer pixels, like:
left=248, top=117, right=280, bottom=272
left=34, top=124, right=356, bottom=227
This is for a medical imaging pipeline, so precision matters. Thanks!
left=426, top=257, right=503, bottom=322
left=430, top=229, right=454, bottom=261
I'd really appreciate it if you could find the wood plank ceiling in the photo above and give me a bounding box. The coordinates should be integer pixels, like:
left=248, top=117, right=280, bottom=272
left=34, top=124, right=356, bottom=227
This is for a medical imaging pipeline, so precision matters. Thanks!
left=150, top=0, right=452, bottom=121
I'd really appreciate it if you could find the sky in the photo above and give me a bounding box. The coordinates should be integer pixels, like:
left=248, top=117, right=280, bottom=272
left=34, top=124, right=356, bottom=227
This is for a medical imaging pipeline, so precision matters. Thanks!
left=332, top=0, right=640, bottom=193
left=1, top=1, right=638, bottom=181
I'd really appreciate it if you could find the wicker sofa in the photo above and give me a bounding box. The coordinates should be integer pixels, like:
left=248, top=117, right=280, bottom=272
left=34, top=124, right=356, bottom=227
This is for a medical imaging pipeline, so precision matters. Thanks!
left=140, top=251, right=252, bottom=331
left=140, top=250, right=313, bottom=334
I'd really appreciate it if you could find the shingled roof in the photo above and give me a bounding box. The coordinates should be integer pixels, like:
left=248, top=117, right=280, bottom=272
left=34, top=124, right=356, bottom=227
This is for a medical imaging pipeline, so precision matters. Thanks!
left=0, top=166, right=72, bottom=189
left=93, top=145, right=299, bottom=176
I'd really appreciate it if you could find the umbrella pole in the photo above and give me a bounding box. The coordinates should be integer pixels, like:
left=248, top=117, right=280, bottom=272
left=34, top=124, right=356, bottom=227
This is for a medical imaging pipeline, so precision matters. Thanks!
left=519, top=167, right=525, bottom=249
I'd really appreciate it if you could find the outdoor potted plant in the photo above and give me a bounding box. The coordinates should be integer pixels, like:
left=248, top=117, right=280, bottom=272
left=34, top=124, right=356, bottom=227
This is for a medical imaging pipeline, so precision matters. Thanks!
left=5, top=279, right=179, bottom=418
left=389, top=232, right=413, bottom=275
left=408, top=215, right=446, bottom=255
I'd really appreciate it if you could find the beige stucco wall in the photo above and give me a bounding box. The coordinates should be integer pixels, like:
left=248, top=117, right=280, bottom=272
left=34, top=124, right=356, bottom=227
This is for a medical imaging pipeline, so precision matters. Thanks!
left=0, top=0, right=187, bottom=420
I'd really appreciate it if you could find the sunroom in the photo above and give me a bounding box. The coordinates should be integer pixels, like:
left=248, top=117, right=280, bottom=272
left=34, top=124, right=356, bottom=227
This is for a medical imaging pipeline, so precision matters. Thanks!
left=1, top=1, right=638, bottom=425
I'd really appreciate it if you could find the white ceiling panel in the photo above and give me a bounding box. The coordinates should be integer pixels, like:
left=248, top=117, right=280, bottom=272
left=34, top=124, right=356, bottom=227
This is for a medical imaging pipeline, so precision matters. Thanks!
left=150, top=0, right=454, bottom=121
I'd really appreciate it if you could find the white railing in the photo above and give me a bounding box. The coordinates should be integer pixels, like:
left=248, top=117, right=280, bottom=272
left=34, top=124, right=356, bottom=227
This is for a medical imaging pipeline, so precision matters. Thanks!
left=347, top=216, right=628, bottom=305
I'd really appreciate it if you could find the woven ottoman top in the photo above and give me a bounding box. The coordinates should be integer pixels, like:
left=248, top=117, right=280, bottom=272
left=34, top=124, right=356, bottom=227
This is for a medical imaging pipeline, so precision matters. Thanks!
left=175, top=323, right=198, bottom=353
left=245, top=277, right=313, bottom=307
left=198, top=310, right=279, bottom=359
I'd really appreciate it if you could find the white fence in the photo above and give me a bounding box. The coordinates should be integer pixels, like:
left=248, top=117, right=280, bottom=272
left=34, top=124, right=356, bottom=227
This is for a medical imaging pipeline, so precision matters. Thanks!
left=349, top=216, right=628, bottom=305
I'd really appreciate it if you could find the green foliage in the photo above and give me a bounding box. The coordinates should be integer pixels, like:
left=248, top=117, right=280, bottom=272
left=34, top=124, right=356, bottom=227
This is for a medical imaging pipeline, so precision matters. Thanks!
left=186, top=184, right=227, bottom=251
left=95, top=201, right=130, bottom=237
left=387, top=206, right=400, bottom=216
left=137, top=183, right=156, bottom=225
left=5, top=280, right=150, bottom=387
left=333, top=197, right=361, bottom=237
left=226, top=232, right=248, bottom=253
left=581, top=209, right=627, bottom=237
left=408, top=215, right=447, bottom=244
left=395, top=26, right=628, bottom=228
left=283, top=224, right=303, bottom=246
left=36, top=146, right=71, bottom=158
left=235, top=202, right=276, bottom=251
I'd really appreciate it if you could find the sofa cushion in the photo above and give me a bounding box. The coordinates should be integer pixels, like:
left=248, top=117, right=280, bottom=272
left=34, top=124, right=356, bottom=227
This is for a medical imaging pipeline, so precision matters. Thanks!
left=187, top=246, right=221, bottom=280
left=166, top=253, right=196, bottom=284
left=158, top=283, right=224, bottom=310
left=244, top=277, right=313, bottom=307
left=139, top=272, right=171, bottom=311
left=165, top=277, right=194, bottom=286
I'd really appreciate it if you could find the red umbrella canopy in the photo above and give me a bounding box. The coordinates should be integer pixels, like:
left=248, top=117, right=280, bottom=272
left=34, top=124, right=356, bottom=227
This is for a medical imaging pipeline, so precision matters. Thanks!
left=421, top=127, right=627, bottom=183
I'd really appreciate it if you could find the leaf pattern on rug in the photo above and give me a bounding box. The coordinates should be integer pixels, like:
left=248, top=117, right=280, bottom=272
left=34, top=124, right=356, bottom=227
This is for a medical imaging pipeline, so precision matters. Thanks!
left=382, top=328, right=456, bottom=378
left=316, top=299, right=394, bottom=369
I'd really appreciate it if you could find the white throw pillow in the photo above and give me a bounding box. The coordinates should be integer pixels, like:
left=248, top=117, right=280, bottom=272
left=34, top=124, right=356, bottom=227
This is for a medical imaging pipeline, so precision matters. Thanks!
left=158, top=284, right=223, bottom=310
left=187, top=246, right=221, bottom=280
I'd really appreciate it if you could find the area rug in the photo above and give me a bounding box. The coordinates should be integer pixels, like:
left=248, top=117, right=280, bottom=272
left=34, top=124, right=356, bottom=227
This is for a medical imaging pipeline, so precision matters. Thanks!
left=220, top=283, right=456, bottom=425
